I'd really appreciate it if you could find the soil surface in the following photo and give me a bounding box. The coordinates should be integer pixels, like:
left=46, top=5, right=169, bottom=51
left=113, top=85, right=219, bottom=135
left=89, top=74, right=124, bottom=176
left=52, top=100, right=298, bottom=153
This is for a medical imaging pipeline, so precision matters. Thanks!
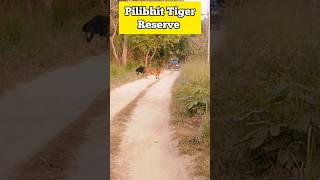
left=0, top=58, right=192, bottom=179
left=111, top=70, right=192, bottom=180
left=0, top=55, right=108, bottom=179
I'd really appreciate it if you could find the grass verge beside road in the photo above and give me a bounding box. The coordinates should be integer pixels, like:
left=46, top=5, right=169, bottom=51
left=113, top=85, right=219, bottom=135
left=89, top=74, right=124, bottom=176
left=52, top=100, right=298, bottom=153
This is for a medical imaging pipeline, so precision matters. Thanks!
left=0, top=1, right=105, bottom=94
left=171, top=56, right=210, bottom=179
left=110, top=62, right=139, bottom=90
left=215, top=0, right=320, bottom=179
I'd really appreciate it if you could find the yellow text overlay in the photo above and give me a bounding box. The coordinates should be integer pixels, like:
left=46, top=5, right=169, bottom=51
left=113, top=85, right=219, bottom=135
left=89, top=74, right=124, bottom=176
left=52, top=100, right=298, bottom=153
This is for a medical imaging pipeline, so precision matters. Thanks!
left=119, top=1, right=201, bottom=34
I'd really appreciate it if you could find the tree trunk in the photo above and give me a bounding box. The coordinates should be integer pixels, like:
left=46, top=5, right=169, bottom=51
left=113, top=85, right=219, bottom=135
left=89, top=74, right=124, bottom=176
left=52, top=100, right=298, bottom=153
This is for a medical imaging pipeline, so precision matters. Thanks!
left=105, top=0, right=110, bottom=17
left=149, top=48, right=157, bottom=66
left=110, top=36, right=120, bottom=64
left=110, top=17, right=120, bottom=64
left=25, top=0, right=33, bottom=15
left=121, top=35, right=128, bottom=65
left=145, top=48, right=150, bottom=66
left=43, top=0, right=53, bottom=11
left=99, top=0, right=105, bottom=15
left=207, top=11, right=210, bottom=63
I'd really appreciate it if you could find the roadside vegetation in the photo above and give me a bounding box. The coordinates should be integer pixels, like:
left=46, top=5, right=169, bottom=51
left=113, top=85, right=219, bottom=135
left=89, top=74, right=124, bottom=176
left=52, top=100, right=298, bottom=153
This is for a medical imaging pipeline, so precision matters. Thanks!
left=110, top=62, right=138, bottom=90
left=171, top=56, right=210, bottom=179
left=109, top=0, right=209, bottom=86
left=214, top=0, right=320, bottom=179
left=0, top=0, right=106, bottom=93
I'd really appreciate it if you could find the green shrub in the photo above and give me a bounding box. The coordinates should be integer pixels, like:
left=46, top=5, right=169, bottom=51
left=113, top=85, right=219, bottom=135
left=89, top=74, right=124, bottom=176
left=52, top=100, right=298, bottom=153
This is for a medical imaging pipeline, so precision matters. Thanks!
left=175, top=58, right=210, bottom=117
left=1, top=13, right=24, bottom=45
left=174, top=57, right=210, bottom=144
left=52, top=0, right=76, bottom=28
left=216, top=0, right=320, bottom=179
left=110, top=61, right=139, bottom=89
left=0, top=0, right=105, bottom=91
left=201, top=112, right=210, bottom=144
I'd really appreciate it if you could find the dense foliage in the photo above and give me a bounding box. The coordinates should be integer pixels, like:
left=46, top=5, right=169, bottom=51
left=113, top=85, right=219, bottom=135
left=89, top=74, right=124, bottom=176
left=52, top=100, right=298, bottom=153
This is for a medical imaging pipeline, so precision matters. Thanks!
left=172, top=57, right=210, bottom=179
left=0, top=0, right=105, bottom=91
left=110, top=0, right=207, bottom=66
left=214, top=0, right=320, bottom=179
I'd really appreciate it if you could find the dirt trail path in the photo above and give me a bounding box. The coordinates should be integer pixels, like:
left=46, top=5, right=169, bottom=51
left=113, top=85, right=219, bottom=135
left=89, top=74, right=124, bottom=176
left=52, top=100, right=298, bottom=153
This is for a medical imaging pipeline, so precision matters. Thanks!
left=110, top=77, right=155, bottom=121
left=111, top=70, right=192, bottom=180
left=0, top=55, right=107, bottom=179
left=66, top=114, right=108, bottom=180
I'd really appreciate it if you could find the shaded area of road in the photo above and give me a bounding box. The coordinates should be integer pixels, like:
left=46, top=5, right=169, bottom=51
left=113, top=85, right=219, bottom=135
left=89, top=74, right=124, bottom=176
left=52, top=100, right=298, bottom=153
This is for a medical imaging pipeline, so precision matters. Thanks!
left=66, top=114, right=108, bottom=180
left=0, top=55, right=108, bottom=178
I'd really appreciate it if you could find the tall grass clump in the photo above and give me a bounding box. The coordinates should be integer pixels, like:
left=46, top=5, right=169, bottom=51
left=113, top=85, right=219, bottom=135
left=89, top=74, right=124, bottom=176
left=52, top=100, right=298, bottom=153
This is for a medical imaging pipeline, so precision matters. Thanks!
left=172, top=56, right=210, bottom=179
left=175, top=57, right=210, bottom=142
left=0, top=0, right=105, bottom=91
left=1, top=13, right=24, bottom=45
left=110, top=61, right=138, bottom=89
left=215, top=0, right=320, bottom=179
left=0, top=1, right=25, bottom=47
left=52, top=0, right=76, bottom=28
left=175, top=58, right=210, bottom=117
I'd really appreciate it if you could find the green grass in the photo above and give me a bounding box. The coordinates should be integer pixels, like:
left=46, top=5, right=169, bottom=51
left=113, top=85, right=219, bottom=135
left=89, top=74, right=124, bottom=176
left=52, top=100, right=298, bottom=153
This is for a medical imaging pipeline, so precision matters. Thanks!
left=175, top=57, right=210, bottom=117
left=171, top=56, right=210, bottom=179
left=175, top=56, right=210, bottom=143
left=0, top=0, right=105, bottom=92
left=215, top=0, right=320, bottom=179
left=110, top=61, right=139, bottom=89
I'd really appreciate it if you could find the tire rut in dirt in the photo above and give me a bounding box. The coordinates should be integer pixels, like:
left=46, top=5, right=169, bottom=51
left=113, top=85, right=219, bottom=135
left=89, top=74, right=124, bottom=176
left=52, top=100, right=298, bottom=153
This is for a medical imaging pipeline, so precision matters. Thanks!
left=110, top=81, right=157, bottom=179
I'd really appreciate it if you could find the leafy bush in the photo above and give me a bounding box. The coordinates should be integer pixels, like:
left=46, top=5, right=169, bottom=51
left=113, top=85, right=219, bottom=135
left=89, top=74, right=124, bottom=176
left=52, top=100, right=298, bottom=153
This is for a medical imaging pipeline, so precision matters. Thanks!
left=174, top=57, right=210, bottom=144
left=172, top=56, right=210, bottom=179
left=52, top=0, right=76, bottom=27
left=215, top=0, right=320, bottom=179
left=110, top=61, right=138, bottom=89
left=1, top=14, right=24, bottom=45
left=0, top=0, right=105, bottom=91
left=175, top=58, right=210, bottom=117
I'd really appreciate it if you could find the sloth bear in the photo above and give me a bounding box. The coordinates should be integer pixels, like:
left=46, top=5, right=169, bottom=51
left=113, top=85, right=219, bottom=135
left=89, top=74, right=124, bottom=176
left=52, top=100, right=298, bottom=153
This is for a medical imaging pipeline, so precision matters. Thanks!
left=82, top=15, right=108, bottom=42
left=136, top=66, right=145, bottom=75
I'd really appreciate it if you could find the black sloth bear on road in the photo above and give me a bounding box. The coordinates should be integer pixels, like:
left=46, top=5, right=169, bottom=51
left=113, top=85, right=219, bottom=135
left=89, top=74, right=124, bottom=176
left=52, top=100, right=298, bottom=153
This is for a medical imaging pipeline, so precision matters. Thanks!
left=136, top=66, right=145, bottom=75
left=82, top=15, right=108, bottom=42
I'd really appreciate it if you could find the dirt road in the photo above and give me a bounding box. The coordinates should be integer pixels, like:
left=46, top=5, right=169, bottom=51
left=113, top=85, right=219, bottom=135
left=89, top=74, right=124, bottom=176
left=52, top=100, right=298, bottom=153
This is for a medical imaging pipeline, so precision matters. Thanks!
left=0, top=55, right=108, bottom=179
left=111, top=70, right=192, bottom=180
left=0, top=56, right=191, bottom=179
left=66, top=114, right=108, bottom=180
